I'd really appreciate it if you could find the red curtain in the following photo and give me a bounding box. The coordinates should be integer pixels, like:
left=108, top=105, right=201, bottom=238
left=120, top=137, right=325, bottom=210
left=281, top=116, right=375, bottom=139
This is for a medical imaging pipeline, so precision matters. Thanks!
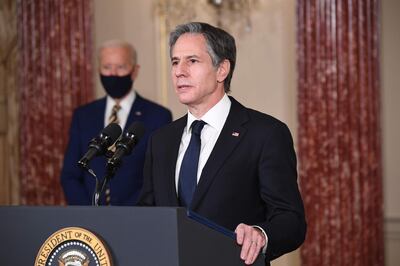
left=18, top=0, right=94, bottom=205
left=297, top=0, right=384, bottom=265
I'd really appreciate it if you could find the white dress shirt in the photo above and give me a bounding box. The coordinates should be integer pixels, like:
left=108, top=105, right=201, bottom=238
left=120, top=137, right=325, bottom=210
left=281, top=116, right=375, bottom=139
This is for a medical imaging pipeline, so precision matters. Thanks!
left=104, top=89, right=136, bottom=130
left=175, top=94, right=231, bottom=192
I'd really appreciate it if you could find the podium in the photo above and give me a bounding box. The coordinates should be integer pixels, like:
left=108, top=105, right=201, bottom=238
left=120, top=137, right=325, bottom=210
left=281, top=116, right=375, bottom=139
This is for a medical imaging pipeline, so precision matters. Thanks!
left=0, top=206, right=264, bottom=265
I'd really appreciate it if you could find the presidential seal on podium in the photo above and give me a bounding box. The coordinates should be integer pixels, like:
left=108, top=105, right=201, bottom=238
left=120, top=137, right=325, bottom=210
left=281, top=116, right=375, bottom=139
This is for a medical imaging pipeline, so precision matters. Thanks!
left=35, top=227, right=112, bottom=266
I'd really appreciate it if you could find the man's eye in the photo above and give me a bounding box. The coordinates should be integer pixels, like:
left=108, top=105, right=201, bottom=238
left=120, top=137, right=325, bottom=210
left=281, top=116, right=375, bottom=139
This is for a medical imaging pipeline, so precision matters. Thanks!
left=171, top=61, right=178, bottom=66
left=189, top=59, right=198, bottom=63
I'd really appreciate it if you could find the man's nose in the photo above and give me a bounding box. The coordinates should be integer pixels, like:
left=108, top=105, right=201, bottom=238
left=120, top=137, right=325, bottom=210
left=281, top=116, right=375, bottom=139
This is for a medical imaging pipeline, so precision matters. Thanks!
left=174, top=62, right=188, bottom=77
left=109, top=66, right=118, bottom=76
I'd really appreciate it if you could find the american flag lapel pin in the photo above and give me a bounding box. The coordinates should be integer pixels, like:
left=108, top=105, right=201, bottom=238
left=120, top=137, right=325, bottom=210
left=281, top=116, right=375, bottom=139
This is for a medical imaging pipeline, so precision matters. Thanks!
left=134, top=111, right=142, bottom=116
left=232, top=131, right=240, bottom=137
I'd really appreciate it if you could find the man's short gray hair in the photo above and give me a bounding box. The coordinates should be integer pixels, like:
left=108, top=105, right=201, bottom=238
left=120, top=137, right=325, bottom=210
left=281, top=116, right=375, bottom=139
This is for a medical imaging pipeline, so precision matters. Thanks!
left=98, top=39, right=138, bottom=65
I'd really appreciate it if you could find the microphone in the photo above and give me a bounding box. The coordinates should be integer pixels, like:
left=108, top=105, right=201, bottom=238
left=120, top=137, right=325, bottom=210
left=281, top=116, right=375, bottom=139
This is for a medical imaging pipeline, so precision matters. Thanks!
left=106, top=122, right=145, bottom=170
left=78, top=123, right=122, bottom=169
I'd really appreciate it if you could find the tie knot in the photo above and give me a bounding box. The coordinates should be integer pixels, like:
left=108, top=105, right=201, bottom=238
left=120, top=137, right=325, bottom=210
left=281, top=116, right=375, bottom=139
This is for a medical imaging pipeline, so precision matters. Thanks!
left=112, top=104, right=121, bottom=113
left=108, top=104, right=121, bottom=125
left=191, top=120, right=206, bottom=136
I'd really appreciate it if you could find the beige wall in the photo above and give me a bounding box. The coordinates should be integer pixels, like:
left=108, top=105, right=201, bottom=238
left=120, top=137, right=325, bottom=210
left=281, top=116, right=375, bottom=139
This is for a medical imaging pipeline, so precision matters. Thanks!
left=382, top=0, right=400, bottom=220
left=94, top=0, right=400, bottom=265
left=93, top=0, right=298, bottom=132
left=94, top=0, right=159, bottom=102
left=94, top=1, right=300, bottom=265
left=94, top=1, right=299, bottom=265
left=382, top=0, right=400, bottom=265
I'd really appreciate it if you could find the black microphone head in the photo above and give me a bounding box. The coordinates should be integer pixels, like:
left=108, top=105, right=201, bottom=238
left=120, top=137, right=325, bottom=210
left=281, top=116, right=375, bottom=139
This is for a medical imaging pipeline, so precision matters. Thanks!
left=126, top=121, right=145, bottom=141
left=78, top=123, right=122, bottom=170
left=106, top=122, right=145, bottom=172
left=102, top=123, right=122, bottom=145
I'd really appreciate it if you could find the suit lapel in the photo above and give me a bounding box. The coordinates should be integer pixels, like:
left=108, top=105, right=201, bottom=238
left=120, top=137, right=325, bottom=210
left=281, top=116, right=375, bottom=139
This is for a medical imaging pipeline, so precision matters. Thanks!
left=125, top=93, right=145, bottom=130
left=164, top=116, right=187, bottom=205
left=191, top=98, right=249, bottom=209
left=94, top=98, right=107, bottom=130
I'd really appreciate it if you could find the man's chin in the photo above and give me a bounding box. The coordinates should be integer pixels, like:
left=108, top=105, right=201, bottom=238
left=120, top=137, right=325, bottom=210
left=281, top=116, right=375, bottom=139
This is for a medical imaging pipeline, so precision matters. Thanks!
left=178, top=99, right=191, bottom=106
left=177, top=94, right=194, bottom=105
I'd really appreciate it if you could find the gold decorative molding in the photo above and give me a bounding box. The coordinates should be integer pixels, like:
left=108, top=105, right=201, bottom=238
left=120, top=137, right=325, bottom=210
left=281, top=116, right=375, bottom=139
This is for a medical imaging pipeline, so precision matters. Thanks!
left=207, top=0, right=259, bottom=31
left=154, top=0, right=259, bottom=106
left=155, top=0, right=259, bottom=33
left=0, top=0, right=19, bottom=205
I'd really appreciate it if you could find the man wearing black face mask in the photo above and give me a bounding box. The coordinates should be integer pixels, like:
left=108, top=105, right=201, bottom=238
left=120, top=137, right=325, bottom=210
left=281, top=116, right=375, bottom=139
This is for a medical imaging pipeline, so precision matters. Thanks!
left=60, top=40, right=172, bottom=205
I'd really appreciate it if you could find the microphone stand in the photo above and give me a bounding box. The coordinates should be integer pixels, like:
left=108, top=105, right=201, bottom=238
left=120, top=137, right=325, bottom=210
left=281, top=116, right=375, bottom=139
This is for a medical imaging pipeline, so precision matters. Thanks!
left=79, top=150, right=117, bottom=206
left=96, top=162, right=119, bottom=206
left=78, top=162, right=101, bottom=206
left=92, top=171, right=101, bottom=206
left=91, top=150, right=118, bottom=206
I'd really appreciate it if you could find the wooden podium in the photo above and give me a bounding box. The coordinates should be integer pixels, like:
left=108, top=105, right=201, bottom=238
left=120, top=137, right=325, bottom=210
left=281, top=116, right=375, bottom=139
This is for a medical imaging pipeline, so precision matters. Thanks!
left=0, top=206, right=264, bottom=265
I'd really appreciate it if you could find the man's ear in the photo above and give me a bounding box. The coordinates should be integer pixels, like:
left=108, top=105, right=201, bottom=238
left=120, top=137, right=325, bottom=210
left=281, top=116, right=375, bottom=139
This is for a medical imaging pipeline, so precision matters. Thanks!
left=131, top=64, right=140, bottom=80
left=216, top=59, right=230, bottom=83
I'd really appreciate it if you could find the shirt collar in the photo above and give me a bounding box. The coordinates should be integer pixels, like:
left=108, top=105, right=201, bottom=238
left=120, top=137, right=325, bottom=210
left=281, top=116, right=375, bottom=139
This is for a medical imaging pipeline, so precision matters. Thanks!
left=186, top=94, right=231, bottom=133
left=106, top=89, right=136, bottom=111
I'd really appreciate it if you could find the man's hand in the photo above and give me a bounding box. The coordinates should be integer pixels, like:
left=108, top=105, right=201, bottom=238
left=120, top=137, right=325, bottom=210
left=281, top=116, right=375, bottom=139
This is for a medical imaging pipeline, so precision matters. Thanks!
left=235, top=223, right=266, bottom=265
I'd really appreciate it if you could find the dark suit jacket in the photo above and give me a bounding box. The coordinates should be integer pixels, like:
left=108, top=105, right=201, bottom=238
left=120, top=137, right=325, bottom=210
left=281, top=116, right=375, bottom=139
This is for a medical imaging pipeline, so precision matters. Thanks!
left=138, top=97, right=306, bottom=262
left=61, top=93, right=172, bottom=205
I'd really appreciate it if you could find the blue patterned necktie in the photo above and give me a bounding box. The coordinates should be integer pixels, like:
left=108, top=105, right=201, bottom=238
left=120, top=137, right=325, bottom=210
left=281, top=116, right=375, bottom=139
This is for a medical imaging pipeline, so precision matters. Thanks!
left=178, top=120, right=206, bottom=207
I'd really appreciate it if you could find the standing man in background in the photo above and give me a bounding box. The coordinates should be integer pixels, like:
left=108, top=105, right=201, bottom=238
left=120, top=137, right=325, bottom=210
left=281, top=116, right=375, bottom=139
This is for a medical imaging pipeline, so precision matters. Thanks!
left=61, top=40, right=172, bottom=205
left=138, top=22, right=306, bottom=265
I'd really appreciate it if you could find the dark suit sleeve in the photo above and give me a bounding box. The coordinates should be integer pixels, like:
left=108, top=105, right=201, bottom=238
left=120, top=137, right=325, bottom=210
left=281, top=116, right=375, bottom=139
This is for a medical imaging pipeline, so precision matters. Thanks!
left=60, top=110, right=91, bottom=205
left=160, top=109, right=173, bottom=126
left=257, top=122, right=306, bottom=261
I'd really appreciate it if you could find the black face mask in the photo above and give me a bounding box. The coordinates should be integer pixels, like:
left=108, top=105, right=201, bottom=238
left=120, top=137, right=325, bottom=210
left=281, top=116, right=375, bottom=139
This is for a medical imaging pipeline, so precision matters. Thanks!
left=100, top=74, right=133, bottom=99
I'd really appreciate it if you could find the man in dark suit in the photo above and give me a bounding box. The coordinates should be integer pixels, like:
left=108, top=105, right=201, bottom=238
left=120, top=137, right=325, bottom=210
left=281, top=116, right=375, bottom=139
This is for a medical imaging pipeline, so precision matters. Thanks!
left=61, top=40, right=172, bottom=205
left=138, top=23, right=306, bottom=265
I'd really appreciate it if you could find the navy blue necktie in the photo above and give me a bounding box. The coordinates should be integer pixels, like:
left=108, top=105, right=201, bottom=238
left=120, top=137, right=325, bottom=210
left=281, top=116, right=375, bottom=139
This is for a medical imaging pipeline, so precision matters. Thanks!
left=178, top=120, right=206, bottom=207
